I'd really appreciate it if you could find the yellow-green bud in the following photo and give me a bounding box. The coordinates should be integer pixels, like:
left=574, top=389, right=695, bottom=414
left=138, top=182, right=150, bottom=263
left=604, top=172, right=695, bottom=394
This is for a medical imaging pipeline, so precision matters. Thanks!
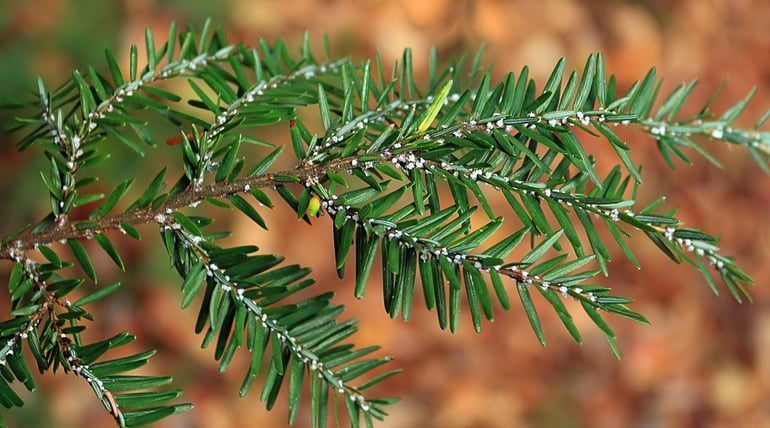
left=306, top=194, right=322, bottom=217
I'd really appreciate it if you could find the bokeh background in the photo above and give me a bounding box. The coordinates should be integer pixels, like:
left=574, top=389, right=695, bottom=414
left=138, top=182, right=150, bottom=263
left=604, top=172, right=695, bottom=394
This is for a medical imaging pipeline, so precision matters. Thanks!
left=2, top=1, right=770, bottom=427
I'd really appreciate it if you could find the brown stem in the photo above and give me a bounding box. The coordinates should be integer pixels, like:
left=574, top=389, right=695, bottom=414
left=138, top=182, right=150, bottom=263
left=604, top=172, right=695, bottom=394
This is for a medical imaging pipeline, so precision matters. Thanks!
left=0, top=157, right=352, bottom=260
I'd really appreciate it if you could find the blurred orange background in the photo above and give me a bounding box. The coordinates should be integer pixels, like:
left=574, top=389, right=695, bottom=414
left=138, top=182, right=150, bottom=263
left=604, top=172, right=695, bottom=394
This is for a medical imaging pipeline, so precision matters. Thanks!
left=2, top=1, right=770, bottom=427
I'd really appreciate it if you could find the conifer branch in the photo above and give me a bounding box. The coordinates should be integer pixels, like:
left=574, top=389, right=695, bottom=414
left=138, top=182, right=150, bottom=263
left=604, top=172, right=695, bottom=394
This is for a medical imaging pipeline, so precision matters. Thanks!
left=1, top=21, right=766, bottom=427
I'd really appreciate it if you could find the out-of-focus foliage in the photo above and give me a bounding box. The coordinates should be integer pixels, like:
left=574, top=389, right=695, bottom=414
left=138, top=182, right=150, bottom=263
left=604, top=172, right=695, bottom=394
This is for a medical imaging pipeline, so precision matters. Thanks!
left=2, top=2, right=770, bottom=428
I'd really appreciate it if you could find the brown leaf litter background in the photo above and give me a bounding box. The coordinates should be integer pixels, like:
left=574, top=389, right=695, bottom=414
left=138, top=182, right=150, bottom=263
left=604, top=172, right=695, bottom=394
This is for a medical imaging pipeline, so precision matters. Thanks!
left=1, top=1, right=770, bottom=427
